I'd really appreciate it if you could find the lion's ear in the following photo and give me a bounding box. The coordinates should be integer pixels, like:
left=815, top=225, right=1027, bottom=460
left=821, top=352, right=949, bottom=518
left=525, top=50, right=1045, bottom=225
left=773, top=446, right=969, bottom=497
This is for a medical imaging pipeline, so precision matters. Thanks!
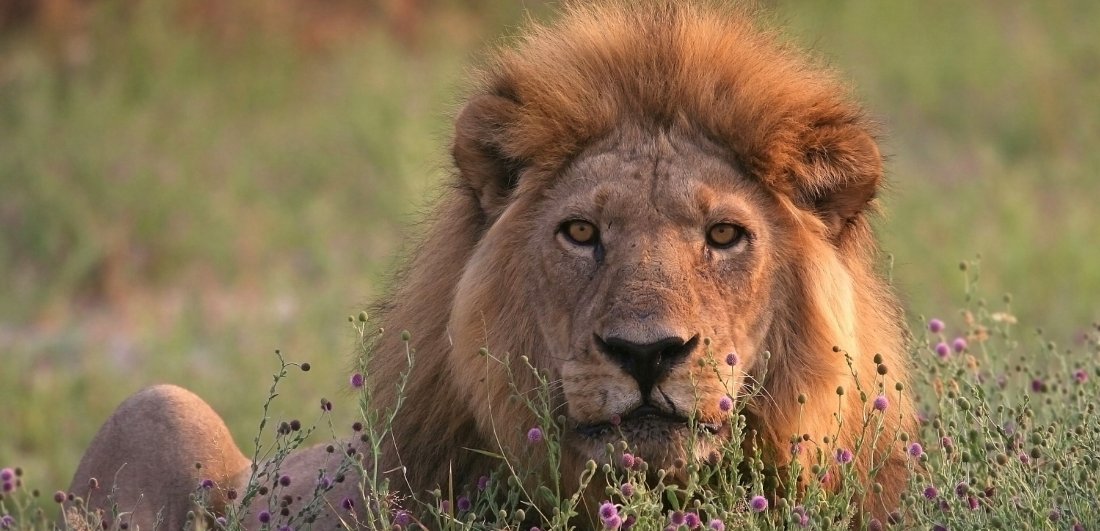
left=794, top=125, right=883, bottom=240
left=452, top=93, right=525, bottom=218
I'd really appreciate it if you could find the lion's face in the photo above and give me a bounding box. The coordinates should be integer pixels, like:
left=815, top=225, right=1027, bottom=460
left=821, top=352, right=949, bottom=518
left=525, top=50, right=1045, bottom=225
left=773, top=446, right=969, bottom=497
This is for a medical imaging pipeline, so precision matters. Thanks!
left=515, top=128, right=788, bottom=467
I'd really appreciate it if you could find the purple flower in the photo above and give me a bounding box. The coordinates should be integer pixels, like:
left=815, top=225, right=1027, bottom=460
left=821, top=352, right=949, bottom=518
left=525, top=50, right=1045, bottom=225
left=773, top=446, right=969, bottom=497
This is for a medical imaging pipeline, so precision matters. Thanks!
left=934, top=342, right=950, bottom=358
left=439, top=500, right=450, bottom=513
left=932, top=525, right=947, bottom=531
left=527, top=427, right=544, bottom=444
left=341, top=496, right=354, bottom=511
left=0, top=469, right=11, bottom=482
left=968, top=496, right=979, bottom=511
left=1031, top=379, right=1046, bottom=393
left=718, top=396, right=733, bottom=413
left=1, top=482, right=12, bottom=493
left=457, top=495, right=471, bottom=512
left=928, top=319, right=945, bottom=333
left=599, top=502, right=619, bottom=524
left=670, top=511, right=686, bottom=526
left=908, top=443, right=924, bottom=457
left=1074, top=369, right=1088, bottom=384
left=350, top=372, right=364, bottom=389
left=868, top=518, right=883, bottom=531
left=603, top=516, right=622, bottom=529
left=0, top=515, right=14, bottom=530
left=200, top=479, right=214, bottom=490
left=941, top=436, right=954, bottom=451
left=257, top=510, right=271, bottom=524
left=477, top=475, right=490, bottom=491
left=620, top=483, right=635, bottom=497
left=622, top=515, right=636, bottom=530
left=394, top=511, right=412, bottom=526
left=708, top=519, right=725, bottom=531
left=53, top=491, right=66, bottom=504
left=835, top=448, right=853, bottom=465
left=954, top=482, right=969, bottom=497
left=684, top=512, right=701, bottom=528
left=873, top=395, right=888, bottom=412
left=749, top=495, right=768, bottom=512
left=216, top=517, right=227, bottom=527
left=725, top=352, right=738, bottom=366
left=278, top=475, right=291, bottom=487
left=923, top=486, right=939, bottom=500
left=952, top=337, right=968, bottom=353
left=620, top=453, right=636, bottom=469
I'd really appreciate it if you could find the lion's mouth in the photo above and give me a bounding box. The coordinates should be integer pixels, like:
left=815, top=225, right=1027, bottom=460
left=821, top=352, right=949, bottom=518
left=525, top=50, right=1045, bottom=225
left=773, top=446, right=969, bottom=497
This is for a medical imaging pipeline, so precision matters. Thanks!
left=574, top=404, right=723, bottom=439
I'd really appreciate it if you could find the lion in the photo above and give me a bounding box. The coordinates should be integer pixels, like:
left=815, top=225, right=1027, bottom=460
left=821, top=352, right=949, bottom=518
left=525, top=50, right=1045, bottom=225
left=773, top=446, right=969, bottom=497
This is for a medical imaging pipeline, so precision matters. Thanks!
left=67, top=2, right=915, bottom=528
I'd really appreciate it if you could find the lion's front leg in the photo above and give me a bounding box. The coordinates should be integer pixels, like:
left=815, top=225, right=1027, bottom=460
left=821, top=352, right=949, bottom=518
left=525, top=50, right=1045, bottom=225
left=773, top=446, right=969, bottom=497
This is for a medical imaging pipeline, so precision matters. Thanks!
left=66, top=384, right=251, bottom=530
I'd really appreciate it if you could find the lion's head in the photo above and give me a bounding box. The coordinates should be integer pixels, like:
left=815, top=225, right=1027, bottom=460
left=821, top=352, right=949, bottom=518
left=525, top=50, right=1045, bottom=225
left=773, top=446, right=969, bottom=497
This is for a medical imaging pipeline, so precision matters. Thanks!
left=369, top=1, right=913, bottom=521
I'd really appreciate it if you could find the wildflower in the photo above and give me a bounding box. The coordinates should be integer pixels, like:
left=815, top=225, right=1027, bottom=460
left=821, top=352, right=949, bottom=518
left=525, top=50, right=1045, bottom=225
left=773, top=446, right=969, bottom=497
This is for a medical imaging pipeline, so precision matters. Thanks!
left=932, top=525, right=947, bottom=531
left=934, top=342, right=950, bottom=358
left=872, top=395, right=888, bottom=412
left=718, top=396, right=733, bottom=413
left=1074, top=369, right=1088, bottom=384
left=394, top=511, right=411, bottom=526
left=791, top=506, right=809, bottom=527
left=200, top=479, right=214, bottom=490
left=620, top=453, right=636, bottom=469
left=868, top=519, right=883, bottom=531
left=216, top=517, right=227, bottom=527
left=749, top=495, right=768, bottom=512
left=709, top=519, right=725, bottom=531
left=0, top=470, right=11, bottom=482
left=527, top=427, right=544, bottom=444
left=928, top=319, right=945, bottom=333
left=952, top=337, right=967, bottom=353
left=350, top=373, right=365, bottom=389
left=457, top=495, right=471, bottom=512
left=941, top=436, right=954, bottom=452
left=669, top=511, right=686, bottom=526
left=278, top=475, right=291, bottom=487
left=622, top=515, right=636, bottom=530
left=341, top=496, right=354, bottom=511
left=1, top=482, right=11, bottom=493
left=684, top=512, right=701, bottom=528
left=923, top=486, right=939, bottom=500
left=1031, top=379, right=1046, bottom=393
left=439, top=500, right=450, bottom=513
left=319, top=476, right=332, bottom=490
left=725, top=352, right=738, bottom=366
left=835, top=448, right=853, bottom=465
left=477, top=475, right=490, bottom=491
left=53, top=491, right=66, bottom=504
left=320, top=398, right=333, bottom=412
left=954, top=482, right=968, bottom=497
left=620, top=483, right=635, bottom=497
left=602, top=503, right=620, bottom=527
left=0, top=515, right=13, bottom=530
left=257, top=510, right=271, bottom=524
left=967, top=496, right=979, bottom=511
left=908, top=443, right=924, bottom=457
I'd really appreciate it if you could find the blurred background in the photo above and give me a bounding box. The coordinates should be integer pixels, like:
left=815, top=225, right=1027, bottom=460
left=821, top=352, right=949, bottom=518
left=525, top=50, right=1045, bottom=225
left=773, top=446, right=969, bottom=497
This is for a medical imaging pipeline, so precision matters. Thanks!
left=1, top=0, right=1097, bottom=496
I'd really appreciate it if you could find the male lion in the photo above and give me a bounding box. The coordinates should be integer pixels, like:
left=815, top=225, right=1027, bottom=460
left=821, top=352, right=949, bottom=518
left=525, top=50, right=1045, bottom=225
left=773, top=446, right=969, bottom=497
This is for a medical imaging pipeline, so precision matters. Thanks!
left=69, top=2, right=915, bottom=528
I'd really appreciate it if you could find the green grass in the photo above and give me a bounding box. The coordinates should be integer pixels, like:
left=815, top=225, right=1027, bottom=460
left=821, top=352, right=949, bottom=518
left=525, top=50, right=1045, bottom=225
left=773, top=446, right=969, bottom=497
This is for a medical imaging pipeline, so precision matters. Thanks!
left=0, top=0, right=1097, bottom=525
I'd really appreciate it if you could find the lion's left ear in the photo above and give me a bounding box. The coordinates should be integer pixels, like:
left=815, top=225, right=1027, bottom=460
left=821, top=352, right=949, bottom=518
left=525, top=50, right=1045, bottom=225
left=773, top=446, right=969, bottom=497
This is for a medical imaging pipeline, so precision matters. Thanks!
left=452, top=91, right=526, bottom=220
left=793, top=124, right=883, bottom=240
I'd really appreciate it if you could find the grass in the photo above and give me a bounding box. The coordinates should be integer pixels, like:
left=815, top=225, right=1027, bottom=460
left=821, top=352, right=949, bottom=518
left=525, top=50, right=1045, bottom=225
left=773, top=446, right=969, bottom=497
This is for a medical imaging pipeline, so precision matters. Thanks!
left=0, top=0, right=1097, bottom=527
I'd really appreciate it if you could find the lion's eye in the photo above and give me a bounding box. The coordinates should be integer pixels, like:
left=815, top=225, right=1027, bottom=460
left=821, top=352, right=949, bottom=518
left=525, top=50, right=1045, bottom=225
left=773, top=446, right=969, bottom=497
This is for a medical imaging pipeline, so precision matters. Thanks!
left=706, top=223, right=744, bottom=248
left=562, top=220, right=598, bottom=246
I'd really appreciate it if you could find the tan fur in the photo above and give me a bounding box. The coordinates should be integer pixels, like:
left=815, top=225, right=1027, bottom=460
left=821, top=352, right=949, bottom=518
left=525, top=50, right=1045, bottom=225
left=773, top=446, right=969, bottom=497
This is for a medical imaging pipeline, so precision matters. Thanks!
left=69, top=2, right=914, bottom=528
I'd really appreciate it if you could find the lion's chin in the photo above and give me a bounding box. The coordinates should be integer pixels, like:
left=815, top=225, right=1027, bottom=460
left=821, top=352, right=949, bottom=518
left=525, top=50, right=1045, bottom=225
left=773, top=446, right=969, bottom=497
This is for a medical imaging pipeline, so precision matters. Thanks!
left=569, top=410, right=730, bottom=470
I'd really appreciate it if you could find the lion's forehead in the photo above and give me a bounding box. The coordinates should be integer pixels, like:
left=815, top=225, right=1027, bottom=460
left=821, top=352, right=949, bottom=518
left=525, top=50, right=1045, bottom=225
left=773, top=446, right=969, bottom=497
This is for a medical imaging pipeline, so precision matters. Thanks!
left=545, top=130, right=771, bottom=233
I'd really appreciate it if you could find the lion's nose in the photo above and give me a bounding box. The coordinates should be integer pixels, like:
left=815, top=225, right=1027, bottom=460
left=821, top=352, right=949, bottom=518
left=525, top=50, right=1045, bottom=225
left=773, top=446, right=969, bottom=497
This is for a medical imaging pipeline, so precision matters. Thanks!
left=594, top=333, right=700, bottom=395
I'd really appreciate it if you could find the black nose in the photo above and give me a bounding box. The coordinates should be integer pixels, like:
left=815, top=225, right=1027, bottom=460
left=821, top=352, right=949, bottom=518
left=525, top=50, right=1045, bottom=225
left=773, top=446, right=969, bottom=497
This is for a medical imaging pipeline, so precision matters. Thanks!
left=594, top=333, right=700, bottom=395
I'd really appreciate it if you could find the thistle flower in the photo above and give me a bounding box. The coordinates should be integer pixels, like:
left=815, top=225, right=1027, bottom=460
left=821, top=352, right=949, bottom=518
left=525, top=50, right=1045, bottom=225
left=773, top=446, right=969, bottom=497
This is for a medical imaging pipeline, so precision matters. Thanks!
left=0, top=470, right=11, bottom=482
left=599, top=502, right=618, bottom=521
left=718, top=396, right=733, bottom=413
left=934, top=342, right=950, bottom=358
left=341, top=497, right=354, bottom=511
left=278, top=475, right=291, bottom=487
left=457, top=495, right=471, bottom=512
left=873, top=395, right=888, bottom=412
left=200, top=479, right=214, bottom=490
left=394, top=511, right=411, bottom=526
left=952, top=337, right=968, bottom=353
left=923, top=486, right=939, bottom=500
left=749, top=495, right=768, bottom=512
left=477, top=475, right=490, bottom=491
left=1074, top=369, right=1088, bottom=384
left=908, top=443, right=924, bottom=457
left=527, top=427, right=544, bottom=444
left=350, top=373, right=364, bottom=389
left=257, top=510, right=271, bottom=524
left=684, top=512, right=701, bottom=528
left=669, top=511, right=686, bottom=526
left=835, top=448, right=853, bottom=465
left=53, top=491, right=66, bottom=504
left=709, top=519, right=725, bottom=531
left=725, top=352, right=738, bottom=366
left=620, top=453, right=636, bottom=469
left=928, top=319, right=945, bottom=333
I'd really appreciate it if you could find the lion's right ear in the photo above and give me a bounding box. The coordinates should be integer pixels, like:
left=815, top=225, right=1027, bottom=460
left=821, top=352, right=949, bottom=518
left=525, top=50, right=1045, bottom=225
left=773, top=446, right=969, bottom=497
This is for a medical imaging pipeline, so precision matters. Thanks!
left=452, top=93, right=526, bottom=219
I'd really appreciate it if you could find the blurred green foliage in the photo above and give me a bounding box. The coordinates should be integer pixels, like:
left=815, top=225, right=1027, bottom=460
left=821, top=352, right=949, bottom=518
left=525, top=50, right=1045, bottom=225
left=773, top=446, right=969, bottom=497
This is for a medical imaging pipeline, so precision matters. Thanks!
left=0, top=0, right=1096, bottom=498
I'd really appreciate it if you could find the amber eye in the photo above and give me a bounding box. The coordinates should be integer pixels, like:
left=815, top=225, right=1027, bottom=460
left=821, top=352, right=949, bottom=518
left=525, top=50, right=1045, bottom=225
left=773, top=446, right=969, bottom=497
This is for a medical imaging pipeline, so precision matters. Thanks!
left=562, top=220, right=598, bottom=246
left=706, top=223, right=744, bottom=248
